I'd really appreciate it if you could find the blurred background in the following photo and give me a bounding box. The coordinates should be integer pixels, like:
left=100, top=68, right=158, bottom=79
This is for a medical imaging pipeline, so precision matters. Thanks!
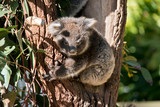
left=118, top=0, right=160, bottom=101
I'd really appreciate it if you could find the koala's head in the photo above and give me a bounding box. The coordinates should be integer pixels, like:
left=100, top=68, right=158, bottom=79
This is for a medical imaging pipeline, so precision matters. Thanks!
left=48, top=17, right=97, bottom=56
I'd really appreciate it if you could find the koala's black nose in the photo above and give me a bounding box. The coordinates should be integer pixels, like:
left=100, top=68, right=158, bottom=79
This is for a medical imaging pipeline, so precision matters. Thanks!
left=69, top=46, right=76, bottom=53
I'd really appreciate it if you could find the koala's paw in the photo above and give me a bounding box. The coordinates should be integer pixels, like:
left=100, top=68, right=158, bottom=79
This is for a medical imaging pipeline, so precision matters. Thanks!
left=43, top=66, right=60, bottom=82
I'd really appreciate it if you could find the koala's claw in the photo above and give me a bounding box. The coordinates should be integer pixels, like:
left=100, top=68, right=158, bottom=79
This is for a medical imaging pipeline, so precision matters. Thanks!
left=42, top=74, right=50, bottom=81
left=42, top=73, right=56, bottom=81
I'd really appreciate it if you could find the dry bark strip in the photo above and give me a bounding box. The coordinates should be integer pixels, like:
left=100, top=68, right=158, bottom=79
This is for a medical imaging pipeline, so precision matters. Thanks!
left=25, top=0, right=127, bottom=106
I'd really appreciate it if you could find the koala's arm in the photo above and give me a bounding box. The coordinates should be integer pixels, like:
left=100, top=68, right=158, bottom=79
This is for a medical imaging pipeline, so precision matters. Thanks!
left=44, top=57, right=87, bottom=81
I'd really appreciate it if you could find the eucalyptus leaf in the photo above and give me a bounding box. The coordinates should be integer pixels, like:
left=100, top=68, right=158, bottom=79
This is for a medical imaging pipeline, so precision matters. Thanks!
left=24, top=0, right=29, bottom=16
left=124, top=56, right=137, bottom=62
left=4, top=46, right=15, bottom=55
left=13, top=69, right=21, bottom=87
left=0, top=38, right=5, bottom=47
left=0, top=10, right=12, bottom=17
left=125, top=60, right=141, bottom=69
left=10, top=0, right=19, bottom=14
left=0, top=51, right=9, bottom=68
left=141, top=67, right=153, bottom=86
left=1, top=64, right=12, bottom=88
left=0, top=74, right=4, bottom=84
left=15, top=29, right=23, bottom=52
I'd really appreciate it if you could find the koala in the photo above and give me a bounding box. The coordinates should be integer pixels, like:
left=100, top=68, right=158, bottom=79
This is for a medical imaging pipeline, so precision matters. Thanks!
left=43, top=17, right=115, bottom=86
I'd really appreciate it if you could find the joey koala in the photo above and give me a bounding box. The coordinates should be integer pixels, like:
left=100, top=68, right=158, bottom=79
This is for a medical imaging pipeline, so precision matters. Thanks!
left=43, top=17, right=115, bottom=86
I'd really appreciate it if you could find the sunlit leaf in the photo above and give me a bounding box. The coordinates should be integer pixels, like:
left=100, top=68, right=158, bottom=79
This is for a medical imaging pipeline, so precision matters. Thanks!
left=15, top=29, right=23, bottom=52
left=24, top=0, right=29, bottom=16
left=124, top=56, right=137, bottom=62
left=128, top=71, right=133, bottom=78
left=141, top=67, right=153, bottom=86
left=4, top=46, right=15, bottom=55
left=16, top=47, right=28, bottom=60
left=0, top=38, right=5, bottom=47
left=0, top=10, right=12, bottom=18
left=130, top=70, right=138, bottom=73
left=123, top=64, right=129, bottom=71
left=1, top=64, right=12, bottom=88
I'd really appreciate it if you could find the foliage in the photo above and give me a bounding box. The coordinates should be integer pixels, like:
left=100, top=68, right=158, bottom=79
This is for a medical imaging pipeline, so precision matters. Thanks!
left=118, top=0, right=160, bottom=101
left=0, top=0, right=48, bottom=106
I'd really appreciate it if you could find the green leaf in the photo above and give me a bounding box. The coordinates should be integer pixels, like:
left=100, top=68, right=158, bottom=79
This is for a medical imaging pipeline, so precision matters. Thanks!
left=24, top=0, right=29, bottom=16
left=16, top=47, right=28, bottom=60
left=1, top=64, right=12, bottom=88
left=0, top=10, right=12, bottom=18
left=10, top=0, right=19, bottom=14
left=0, top=28, right=9, bottom=38
left=7, top=25, right=18, bottom=30
left=0, top=74, right=4, bottom=84
left=0, top=38, right=5, bottom=47
left=125, top=60, right=141, bottom=69
left=22, top=38, right=32, bottom=50
left=141, top=67, right=153, bottom=86
left=0, top=51, right=9, bottom=71
left=13, top=69, right=21, bottom=87
left=31, top=51, right=35, bottom=70
left=124, top=56, right=137, bottom=62
left=4, top=46, right=15, bottom=55
left=15, top=29, right=23, bottom=52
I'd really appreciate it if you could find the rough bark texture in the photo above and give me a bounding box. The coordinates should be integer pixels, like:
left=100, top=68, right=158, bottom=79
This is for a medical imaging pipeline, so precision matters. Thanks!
left=25, top=0, right=127, bottom=106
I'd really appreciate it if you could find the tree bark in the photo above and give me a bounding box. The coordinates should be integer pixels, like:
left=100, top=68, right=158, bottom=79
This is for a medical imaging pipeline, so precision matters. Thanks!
left=25, top=0, right=127, bottom=106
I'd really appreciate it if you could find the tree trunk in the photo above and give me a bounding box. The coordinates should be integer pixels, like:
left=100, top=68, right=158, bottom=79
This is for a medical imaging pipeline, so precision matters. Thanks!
left=25, top=0, right=127, bottom=106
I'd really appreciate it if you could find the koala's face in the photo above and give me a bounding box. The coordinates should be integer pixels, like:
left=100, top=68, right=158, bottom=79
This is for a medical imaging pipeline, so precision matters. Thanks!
left=48, top=17, right=97, bottom=56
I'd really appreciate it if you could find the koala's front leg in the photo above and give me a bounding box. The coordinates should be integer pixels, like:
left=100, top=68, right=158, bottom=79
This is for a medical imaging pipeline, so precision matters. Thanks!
left=44, top=58, right=87, bottom=81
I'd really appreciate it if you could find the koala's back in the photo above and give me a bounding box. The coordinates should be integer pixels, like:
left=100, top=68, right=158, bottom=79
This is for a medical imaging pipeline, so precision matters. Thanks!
left=78, top=29, right=115, bottom=86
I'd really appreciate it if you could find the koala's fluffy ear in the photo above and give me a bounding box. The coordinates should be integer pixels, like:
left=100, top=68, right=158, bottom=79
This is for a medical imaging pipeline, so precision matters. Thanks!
left=48, top=22, right=62, bottom=35
left=83, top=18, right=97, bottom=28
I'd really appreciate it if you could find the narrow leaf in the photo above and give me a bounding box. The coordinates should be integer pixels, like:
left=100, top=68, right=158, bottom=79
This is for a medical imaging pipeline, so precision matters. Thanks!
left=15, top=29, right=23, bottom=52
left=124, top=56, right=137, bottom=62
left=24, top=0, right=29, bottom=16
left=141, top=67, right=153, bottom=86
left=13, top=69, right=21, bottom=87
left=0, top=74, right=4, bottom=84
left=125, top=60, right=141, bottom=69
left=0, top=38, right=5, bottom=47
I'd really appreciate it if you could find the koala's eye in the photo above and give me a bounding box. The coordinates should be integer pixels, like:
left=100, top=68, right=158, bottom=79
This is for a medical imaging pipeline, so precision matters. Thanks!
left=62, top=39, right=68, bottom=45
left=61, top=30, right=70, bottom=37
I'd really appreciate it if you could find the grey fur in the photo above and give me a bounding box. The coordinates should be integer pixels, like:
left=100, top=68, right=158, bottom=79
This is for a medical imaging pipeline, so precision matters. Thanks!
left=65, top=0, right=88, bottom=16
left=44, top=17, right=115, bottom=86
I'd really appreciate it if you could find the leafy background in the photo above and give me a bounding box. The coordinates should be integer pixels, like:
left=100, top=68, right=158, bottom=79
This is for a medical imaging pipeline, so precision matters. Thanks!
left=118, top=0, right=160, bottom=101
